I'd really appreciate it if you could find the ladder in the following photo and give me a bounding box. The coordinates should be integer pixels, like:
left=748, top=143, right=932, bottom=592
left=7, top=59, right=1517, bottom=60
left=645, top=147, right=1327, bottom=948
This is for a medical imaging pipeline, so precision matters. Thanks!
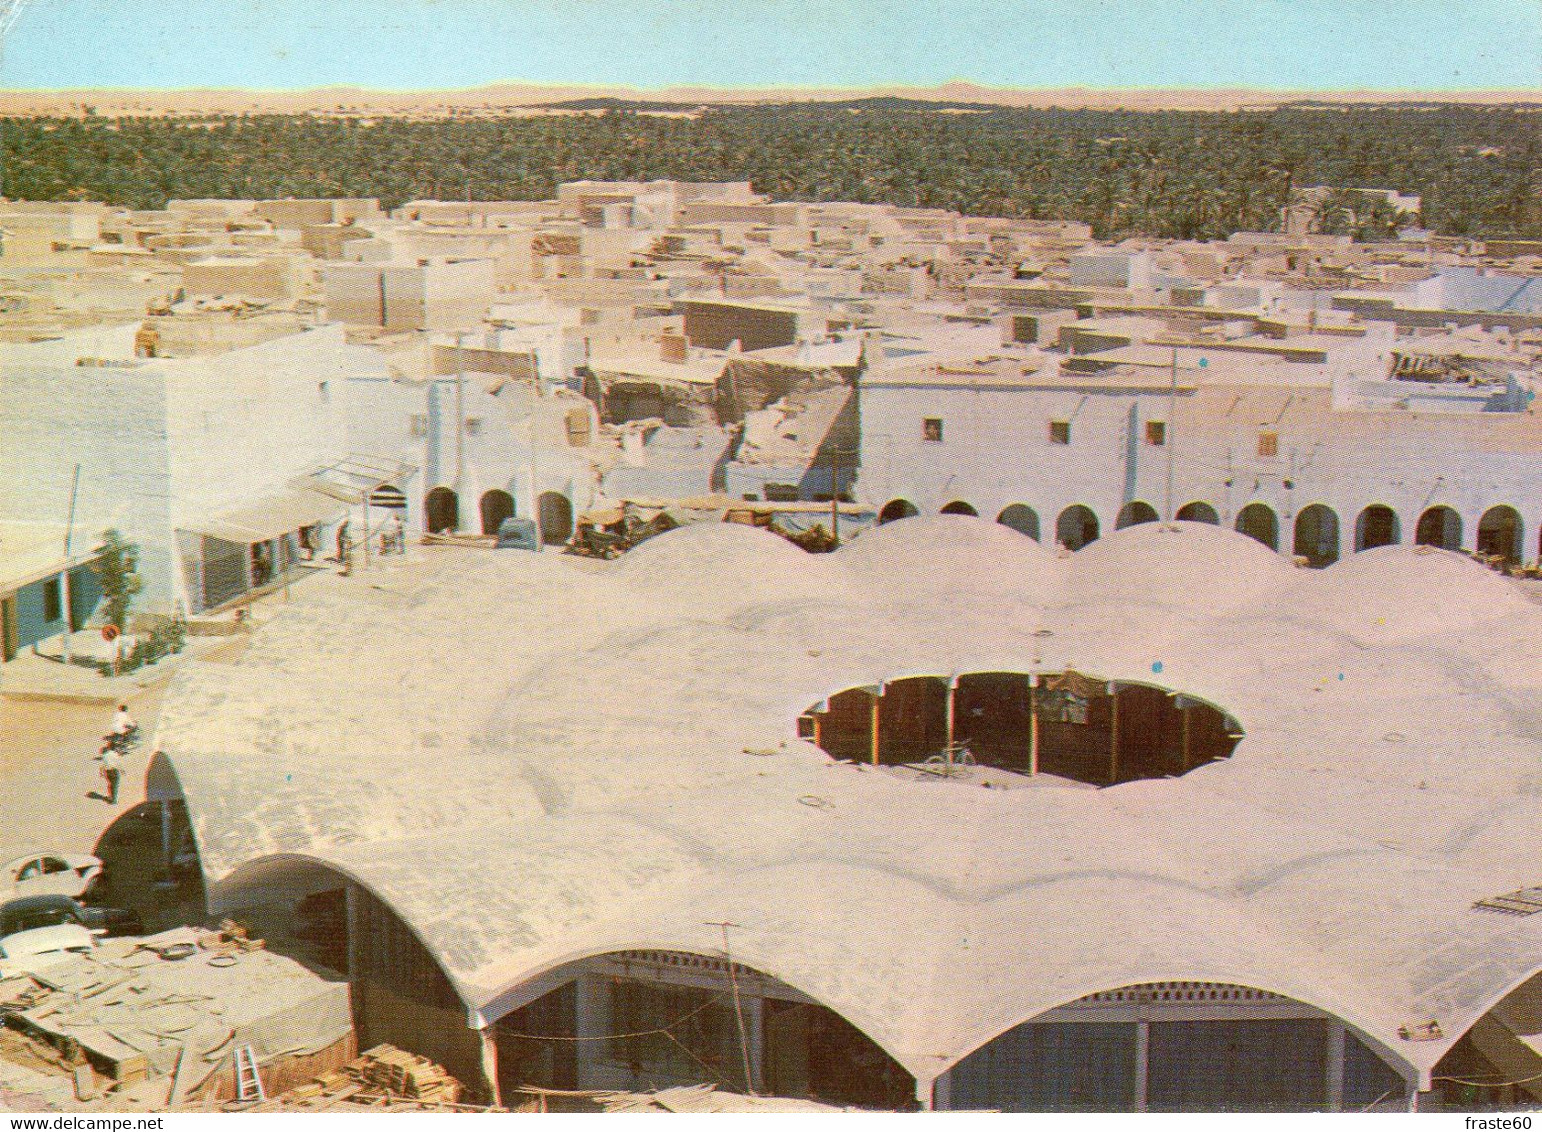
left=234, top=1044, right=267, bottom=1102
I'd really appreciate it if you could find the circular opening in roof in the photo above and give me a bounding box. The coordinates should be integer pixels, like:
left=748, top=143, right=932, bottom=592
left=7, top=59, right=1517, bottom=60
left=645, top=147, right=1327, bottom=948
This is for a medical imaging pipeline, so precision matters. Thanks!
left=797, top=671, right=1242, bottom=789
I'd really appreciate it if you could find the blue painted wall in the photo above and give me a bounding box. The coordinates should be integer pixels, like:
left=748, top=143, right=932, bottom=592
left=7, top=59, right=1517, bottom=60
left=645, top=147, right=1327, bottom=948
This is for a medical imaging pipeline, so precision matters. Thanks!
left=10, top=561, right=104, bottom=653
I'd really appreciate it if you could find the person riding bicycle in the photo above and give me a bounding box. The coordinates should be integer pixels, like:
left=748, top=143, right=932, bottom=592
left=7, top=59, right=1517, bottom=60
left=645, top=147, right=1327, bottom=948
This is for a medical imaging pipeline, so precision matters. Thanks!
left=103, top=704, right=139, bottom=753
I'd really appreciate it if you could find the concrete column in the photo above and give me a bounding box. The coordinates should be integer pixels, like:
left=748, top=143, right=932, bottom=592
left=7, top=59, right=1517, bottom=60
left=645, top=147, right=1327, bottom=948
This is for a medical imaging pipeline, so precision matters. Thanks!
left=912, top=1073, right=937, bottom=1116
left=573, top=974, right=608, bottom=1090
left=929, top=1069, right=951, bottom=1111
left=1133, top=1019, right=1150, bottom=1112
left=945, top=676, right=957, bottom=753
left=869, top=689, right=881, bottom=766
left=1029, top=674, right=1039, bottom=775
left=1326, top=1019, right=1346, bottom=1112
left=1109, top=684, right=1121, bottom=785
left=1181, top=703, right=1193, bottom=772
left=743, top=994, right=765, bottom=1095
left=344, top=883, right=359, bottom=980
left=480, top=1026, right=503, bottom=1109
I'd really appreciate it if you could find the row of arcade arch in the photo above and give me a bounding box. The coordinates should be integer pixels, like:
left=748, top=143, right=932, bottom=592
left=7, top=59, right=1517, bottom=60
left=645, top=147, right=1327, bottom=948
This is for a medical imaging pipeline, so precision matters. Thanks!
left=423, top=486, right=575, bottom=545
left=153, top=730, right=1538, bottom=1123
left=799, top=671, right=1242, bottom=787
left=878, top=498, right=1533, bottom=564
left=206, top=851, right=1530, bottom=1113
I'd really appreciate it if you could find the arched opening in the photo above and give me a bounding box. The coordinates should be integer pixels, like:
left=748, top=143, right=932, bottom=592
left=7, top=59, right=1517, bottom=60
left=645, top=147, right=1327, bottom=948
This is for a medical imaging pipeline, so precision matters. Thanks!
left=878, top=499, right=919, bottom=525
left=943, top=981, right=1408, bottom=1112
left=996, top=504, right=1040, bottom=540
left=1175, top=502, right=1219, bottom=525
left=1426, top=970, right=1542, bottom=1111
left=801, top=672, right=1242, bottom=788
left=1416, top=506, right=1463, bottom=552
left=1354, top=505, right=1400, bottom=552
left=537, top=492, right=574, bottom=546
left=369, top=483, right=407, bottom=511
left=1235, top=503, right=1279, bottom=551
left=1115, top=501, right=1159, bottom=530
left=479, top=489, right=515, bottom=536
left=424, top=487, right=459, bottom=534
left=1476, top=506, right=1524, bottom=564
left=94, top=752, right=204, bottom=937
left=1056, top=505, right=1100, bottom=551
left=489, top=949, right=916, bottom=1110
left=1293, top=504, right=1340, bottom=568
left=214, top=856, right=488, bottom=1102
left=940, top=500, right=978, bottom=517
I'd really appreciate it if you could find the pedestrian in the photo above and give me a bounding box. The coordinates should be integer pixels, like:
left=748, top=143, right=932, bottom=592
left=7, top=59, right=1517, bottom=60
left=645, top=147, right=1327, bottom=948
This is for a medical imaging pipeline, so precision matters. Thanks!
left=381, top=513, right=404, bottom=555
left=112, top=703, right=135, bottom=738
left=336, top=521, right=353, bottom=576
left=98, top=743, right=123, bottom=805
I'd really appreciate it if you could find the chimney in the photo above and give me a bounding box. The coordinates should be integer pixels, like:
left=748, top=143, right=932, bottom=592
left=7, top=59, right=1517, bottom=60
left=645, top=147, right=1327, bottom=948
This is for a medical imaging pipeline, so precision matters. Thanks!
left=660, top=332, right=689, bottom=364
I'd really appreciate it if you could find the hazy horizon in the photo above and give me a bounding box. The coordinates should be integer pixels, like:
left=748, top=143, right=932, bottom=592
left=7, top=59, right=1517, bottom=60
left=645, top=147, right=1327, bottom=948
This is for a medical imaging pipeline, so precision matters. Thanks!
left=1, top=0, right=1537, bottom=94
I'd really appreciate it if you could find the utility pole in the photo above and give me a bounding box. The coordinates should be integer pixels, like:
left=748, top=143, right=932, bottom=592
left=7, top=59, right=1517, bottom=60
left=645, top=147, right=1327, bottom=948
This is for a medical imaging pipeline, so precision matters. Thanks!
left=829, top=449, right=841, bottom=548
left=1164, top=346, right=1179, bottom=525
left=709, top=921, right=756, bottom=1096
left=60, top=464, right=80, bottom=666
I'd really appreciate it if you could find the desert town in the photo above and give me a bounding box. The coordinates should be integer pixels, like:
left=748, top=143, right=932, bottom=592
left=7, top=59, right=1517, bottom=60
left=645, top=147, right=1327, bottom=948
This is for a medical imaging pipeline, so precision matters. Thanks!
left=0, top=178, right=1540, bottom=1113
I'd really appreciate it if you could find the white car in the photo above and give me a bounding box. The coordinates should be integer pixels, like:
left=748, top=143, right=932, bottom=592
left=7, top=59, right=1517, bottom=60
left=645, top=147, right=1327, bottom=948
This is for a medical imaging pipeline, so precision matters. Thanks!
left=0, top=851, right=104, bottom=901
left=0, top=923, right=99, bottom=979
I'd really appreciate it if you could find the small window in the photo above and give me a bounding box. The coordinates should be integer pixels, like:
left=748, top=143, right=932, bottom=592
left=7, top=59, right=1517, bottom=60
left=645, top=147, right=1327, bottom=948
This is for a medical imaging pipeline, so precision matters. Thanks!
left=922, top=418, right=944, bottom=443
left=1257, top=430, right=1279, bottom=458
left=409, top=413, right=429, bottom=438
left=1146, top=421, right=1167, bottom=447
left=42, top=578, right=62, bottom=623
left=1049, top=420, right=1071, bottom=446
left=465, top=418, right=483, bottom=437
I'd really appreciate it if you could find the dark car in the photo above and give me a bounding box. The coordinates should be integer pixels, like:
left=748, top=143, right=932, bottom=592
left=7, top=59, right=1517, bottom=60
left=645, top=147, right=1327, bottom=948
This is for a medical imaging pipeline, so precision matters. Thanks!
left=0, top=894, right=143, bottom=941
left=495, top=517, right=542, bottom=551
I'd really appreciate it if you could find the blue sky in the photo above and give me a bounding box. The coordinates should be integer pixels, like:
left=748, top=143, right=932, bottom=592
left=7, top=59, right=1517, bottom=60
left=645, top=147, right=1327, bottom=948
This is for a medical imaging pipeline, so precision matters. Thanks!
left=2, top=0, right=1538, bottom=91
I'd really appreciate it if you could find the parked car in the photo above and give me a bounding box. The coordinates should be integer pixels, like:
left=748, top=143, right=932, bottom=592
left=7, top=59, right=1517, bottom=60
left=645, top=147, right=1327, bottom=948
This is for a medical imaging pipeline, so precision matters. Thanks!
left=495, top=517, right=542, bottom=551
left=0, top=850, right=104, bottom=901
left=0, top=895, right=142, bottom=941
left=0, top=923, right=98, bottom=979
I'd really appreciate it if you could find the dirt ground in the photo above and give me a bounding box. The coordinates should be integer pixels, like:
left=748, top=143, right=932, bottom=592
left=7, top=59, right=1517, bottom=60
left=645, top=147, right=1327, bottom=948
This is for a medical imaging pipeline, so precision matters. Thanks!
left=0, top=689, right=205, bottom=932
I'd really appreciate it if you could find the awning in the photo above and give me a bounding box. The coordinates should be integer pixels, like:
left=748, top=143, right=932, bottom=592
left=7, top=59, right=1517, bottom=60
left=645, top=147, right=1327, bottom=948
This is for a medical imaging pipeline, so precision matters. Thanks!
left=294, top=454, right=418, bottom=505
left=179, top=489, right=346, bottom=545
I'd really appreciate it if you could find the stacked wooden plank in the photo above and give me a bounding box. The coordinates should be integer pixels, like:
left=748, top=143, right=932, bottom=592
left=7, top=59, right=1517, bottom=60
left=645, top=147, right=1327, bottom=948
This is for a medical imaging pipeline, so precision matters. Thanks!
left=350, top=1045, right=462, bottom=1105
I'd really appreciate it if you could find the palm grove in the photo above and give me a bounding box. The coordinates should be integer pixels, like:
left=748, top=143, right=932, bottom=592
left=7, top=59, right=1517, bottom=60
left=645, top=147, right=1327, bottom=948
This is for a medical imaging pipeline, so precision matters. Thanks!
left=3, top=103, right=1538, bottom=241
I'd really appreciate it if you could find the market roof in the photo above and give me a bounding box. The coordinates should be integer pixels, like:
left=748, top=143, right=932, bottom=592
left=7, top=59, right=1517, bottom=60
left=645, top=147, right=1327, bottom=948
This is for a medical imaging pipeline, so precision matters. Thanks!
left=153, top=517, right=1542, bottom=1091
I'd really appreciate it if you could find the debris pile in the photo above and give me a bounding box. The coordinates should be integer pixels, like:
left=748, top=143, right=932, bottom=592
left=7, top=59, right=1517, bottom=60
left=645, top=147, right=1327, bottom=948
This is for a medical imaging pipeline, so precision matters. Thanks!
left=353, top=1044, right=462, bottom=1105
left=0, top=925, right=351, bottom=1110
left=257, top=1045, right=477, bottom=1112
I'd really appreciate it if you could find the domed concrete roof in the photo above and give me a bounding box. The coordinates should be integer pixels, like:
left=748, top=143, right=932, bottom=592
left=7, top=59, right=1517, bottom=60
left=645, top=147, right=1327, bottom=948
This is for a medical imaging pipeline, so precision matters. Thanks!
left=153, top=520, right=1542, bottom=1090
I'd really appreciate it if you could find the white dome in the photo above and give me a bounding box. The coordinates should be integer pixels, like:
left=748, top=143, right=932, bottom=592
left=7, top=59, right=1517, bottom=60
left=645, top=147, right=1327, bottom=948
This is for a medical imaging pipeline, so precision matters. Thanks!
left=1064, top=520, right=1297, bottom=614
left=835, top=514, right=1065, bottom=601
left=1299, top=544, right=1537, bottom=645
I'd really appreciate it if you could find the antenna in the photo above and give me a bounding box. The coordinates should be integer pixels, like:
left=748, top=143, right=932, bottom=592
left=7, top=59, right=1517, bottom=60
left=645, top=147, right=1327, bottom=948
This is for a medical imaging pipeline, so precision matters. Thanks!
left=0, top=0, right=29, bottom=41
left=0, top=0, right=32, bottom=201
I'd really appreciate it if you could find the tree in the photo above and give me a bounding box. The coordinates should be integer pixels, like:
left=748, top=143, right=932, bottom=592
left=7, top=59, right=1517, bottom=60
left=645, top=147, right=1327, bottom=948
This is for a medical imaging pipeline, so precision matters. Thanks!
left=92, top=529, right=143, bottom=632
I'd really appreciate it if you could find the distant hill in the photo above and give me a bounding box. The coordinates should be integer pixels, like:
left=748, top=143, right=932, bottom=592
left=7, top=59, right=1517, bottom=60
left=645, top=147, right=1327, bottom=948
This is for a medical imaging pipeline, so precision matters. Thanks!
left=535, top=97, right=700, bottom=113
left=1, top=83, right=1537, bottom=119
